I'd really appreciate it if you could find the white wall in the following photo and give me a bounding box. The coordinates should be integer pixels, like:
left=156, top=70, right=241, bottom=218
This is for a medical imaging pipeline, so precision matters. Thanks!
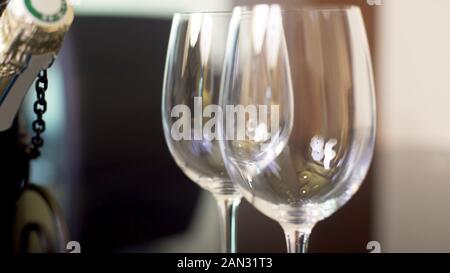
left=376, top=0, right=450, bottom=252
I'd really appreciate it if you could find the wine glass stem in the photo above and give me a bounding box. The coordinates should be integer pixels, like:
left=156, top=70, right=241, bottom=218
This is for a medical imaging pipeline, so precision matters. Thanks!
left=215, top=196, right=241, bottom=253
left=283, top=226, right=312, bottom=253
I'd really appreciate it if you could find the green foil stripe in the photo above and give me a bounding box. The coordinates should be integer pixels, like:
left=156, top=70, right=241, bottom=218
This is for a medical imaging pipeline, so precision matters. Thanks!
left=24, top=0, right=68, bottom=23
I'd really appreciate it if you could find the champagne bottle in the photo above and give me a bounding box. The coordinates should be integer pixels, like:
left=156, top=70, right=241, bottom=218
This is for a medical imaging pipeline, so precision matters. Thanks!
left=0, top=0, right=74, bottom=131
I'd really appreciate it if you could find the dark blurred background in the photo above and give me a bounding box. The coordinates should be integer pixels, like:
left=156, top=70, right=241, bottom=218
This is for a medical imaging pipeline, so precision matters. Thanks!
left=27, top=0, right=376, bottom=253
left=23, top=0, right=450, bottom=253
left=30, top=0, right=374, bottom=252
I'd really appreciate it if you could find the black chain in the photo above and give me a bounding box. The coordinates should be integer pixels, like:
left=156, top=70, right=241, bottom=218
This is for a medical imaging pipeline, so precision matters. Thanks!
left=28, top=69, right=48, bottom=160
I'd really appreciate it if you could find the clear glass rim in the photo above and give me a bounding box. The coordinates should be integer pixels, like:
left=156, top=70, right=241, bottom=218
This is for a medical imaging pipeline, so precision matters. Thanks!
left=284, top=4, right=360, bottom=12
left=241, top=4, right=361, bottom=14
left=174, top=11, right=232, bottom=16
left=173, top=4, right=360, bottom=17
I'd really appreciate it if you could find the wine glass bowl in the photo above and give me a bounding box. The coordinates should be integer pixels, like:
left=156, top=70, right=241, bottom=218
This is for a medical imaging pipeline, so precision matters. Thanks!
left=162, top=12, right=241, bottom=252
left=162, top=12, right=237, bottom=196
left=219, top=5, right=376, bottom=252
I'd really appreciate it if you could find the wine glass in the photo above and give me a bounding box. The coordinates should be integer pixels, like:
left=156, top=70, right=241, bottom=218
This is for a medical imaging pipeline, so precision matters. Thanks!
left=219, top=4, right=376, bottom=253
left=161, top=12, right=241, bottom=253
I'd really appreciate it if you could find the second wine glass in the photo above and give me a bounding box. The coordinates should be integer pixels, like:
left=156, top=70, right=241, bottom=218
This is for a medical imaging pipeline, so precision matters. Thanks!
left=219, top=4, right=376, bottom=253
left=162, top=12, right=241, bottom=253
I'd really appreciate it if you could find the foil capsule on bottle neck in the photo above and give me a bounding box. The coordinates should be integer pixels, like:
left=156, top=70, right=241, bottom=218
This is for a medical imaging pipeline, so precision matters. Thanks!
left=0, top=0, right=74, bottom=76
left=0, top=0, right=74, bottom=131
